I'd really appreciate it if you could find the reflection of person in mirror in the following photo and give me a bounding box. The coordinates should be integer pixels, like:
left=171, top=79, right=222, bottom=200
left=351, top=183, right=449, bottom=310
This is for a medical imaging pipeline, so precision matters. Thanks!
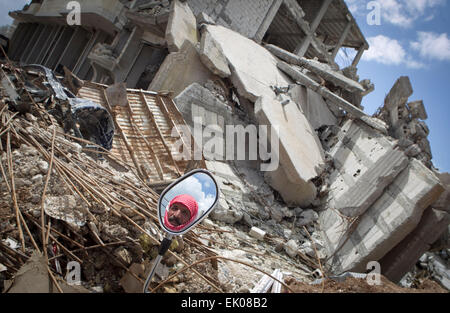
left=164, top=194, right=198, bottom=231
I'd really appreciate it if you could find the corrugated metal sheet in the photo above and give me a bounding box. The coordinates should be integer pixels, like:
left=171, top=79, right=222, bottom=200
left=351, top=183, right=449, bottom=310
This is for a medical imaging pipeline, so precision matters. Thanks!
left=77, top=82, right=200, bottom=185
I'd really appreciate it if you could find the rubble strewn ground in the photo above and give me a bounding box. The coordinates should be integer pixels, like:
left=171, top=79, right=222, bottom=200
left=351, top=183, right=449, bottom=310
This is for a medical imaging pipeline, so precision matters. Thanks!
left=1, top=0, right=449, bottom=293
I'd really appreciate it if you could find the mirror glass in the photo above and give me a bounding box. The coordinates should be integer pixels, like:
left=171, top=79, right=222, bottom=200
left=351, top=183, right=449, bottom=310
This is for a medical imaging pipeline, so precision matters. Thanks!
left=158, top=170, right=219, bottom=234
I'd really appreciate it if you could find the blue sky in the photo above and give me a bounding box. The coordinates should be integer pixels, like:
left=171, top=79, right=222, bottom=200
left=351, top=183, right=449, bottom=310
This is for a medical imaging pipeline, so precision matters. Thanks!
left=1, top=0, right=449, bottom=172
left=0, top=0, right=28, bottom=27
left=341, top=0, right=450, bottom=172
left=162, top=173, right=217, bottom=217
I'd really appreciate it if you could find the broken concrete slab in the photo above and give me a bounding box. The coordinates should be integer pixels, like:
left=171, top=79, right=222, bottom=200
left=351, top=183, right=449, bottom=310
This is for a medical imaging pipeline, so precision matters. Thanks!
left=264, top=44, right=366, bottom=93
left=384, top=76, right=413, bottom=129
left=320, top=158, right=444, bottom=274
left=288, top=84, right=337, bottom=130
left=277, top=61, right=388, bottom=134
left=203, top=25, right=292, bottom=102
left=408, top=100, right=427, bottom=120
left=105, top=82, right=128, bottom=108
left=119, top=263, right=145, bottom=293
left=435, top=172, right=450, bottom=213
left=165, top=0, right=199, bottom=53
left=4, top=251, right=49, bottom=293
left=326, top=119, right=410, bottom=217
left=379, top=207, right=450, bottom=283
left=44, top=195, right=86, bottom=230
left=385, top=76, right=413, bottom=110
left=249, top=227, right=266, bottom=240
left=210, top=197, right=243, bottom=224
left=6, top=251, right=89, bottom=293
left=284, top=240, right=299, bottom=258
left=199, top=30, right=231, bottom=78
left=297, top=209, right=319, bottom=226
left=264, top=166, right=317, bottom=207
left=205, top=160, right=277, bottom=223
left=173, top=82, right=233, bottom=128
left=196, top=12, right=215, bottom=26
left=149, top=41, right=217, bottom=97
left=255, top=95, right=325, bottom=206
left=255, top=95, right=325, bottom=184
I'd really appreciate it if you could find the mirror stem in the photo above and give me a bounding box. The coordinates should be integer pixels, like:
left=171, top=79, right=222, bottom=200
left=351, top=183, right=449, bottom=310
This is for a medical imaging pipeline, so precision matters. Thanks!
left=143, top=234, right=173, bottom=293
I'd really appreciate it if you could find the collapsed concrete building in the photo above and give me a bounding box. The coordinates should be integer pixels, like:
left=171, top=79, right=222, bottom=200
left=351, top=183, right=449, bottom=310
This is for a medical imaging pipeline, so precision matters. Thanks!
left=8, top=0, right=367, bottom=86
left=2, top=0, right=449, bottom=292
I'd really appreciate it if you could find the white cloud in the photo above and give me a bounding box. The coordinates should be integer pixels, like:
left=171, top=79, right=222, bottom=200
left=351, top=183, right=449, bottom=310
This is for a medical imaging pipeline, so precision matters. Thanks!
left=362, top=35, right=425, bottom=68
left=163, top=175, right=216, bottom=217
left=344, top=0, right=446, bottom=27
left=363, top=35, right=406, bottom=64
left=410, top=31, right=450, bottom=61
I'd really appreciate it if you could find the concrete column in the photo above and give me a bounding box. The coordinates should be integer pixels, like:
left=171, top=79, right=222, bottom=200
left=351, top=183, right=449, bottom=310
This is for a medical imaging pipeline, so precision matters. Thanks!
left=73, top=30, right=97, bottom=75
left=43, top=26, right=65, bottom=67
left=8, top=23, right=28, bottom=60
left=26, top=25, right=52, bottom=64
left=254, top=0, right=283, bottom=43
left=57, top=27, right=91, bottom=73
left=294, top=0, right=332, bottom=57
left=20, top=24, right=44, bottom=63
left=46, top=27, right=75, bottom=70
left=331, top=20, right=352, bottom=60
left=36, top=26, right=61, bottom=65
left=351, top=44, right=366, bottom=67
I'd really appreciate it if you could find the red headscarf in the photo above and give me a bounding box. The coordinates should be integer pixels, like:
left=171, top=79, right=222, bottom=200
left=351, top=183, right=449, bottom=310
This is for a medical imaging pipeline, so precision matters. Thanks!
left=164, top=194, right=199, bottom=231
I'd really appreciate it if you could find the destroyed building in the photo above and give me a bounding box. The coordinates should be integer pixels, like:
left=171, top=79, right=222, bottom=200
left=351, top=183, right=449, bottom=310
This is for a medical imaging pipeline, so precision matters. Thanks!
left=0, top=0, right=448, bottom=293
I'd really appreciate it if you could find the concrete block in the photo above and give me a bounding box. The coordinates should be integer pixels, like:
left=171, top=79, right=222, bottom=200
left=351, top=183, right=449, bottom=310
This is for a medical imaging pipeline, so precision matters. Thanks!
left=149, top=41, right=216, bottom=97
left=379, top=207, right=450, bottom=283
left=321, top=158, right=444, bottom=274
left=210, top=197, right=243, bottom=224
left=298, top=209, right=319, bottom=226
left=326, top=119, right=409, bottom=217
left=203, top=25, right=292, bottom=102
left=284, top=240, right=299, bottom=258
left=165, top=0, right=199, bottom=53
left=255, top=95, right=325, bottom=206
left=174, top=83, right=233, bottom=126
left=385, top=76, right=413, bottom=110
left=199, top=30, right=231, bottom=78
left=255, top=95, right=325, bottom=184
left=435, top=173, right=450, bottom=212
left=408, top=100, right=427, bottom=120
left=249, top=227, right=266, bottom=240
left=196, top=12, right=215, bottom=25
left=264, top=166, right=317, bottom=207
left=255, top=97, right=324, bottom=206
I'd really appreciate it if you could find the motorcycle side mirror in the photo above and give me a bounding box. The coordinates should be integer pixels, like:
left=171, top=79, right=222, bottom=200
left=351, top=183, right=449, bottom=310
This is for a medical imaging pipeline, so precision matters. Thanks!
left=143, top=169, right=219, bottom=293
left=158, top=169, right=219, bottom=235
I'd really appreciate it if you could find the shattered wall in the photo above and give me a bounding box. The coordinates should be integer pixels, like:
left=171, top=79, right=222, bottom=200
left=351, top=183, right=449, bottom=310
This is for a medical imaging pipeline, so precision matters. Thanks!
left=2, top=0, right=449, bottom=293
left=319, top=120, right=444, bottom=274
left=187, top=0, right=277, bottom=40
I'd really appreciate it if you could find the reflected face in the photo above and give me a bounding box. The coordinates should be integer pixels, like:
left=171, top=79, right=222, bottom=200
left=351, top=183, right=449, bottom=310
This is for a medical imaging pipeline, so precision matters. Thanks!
left=167, top=203, right=191, bottom=227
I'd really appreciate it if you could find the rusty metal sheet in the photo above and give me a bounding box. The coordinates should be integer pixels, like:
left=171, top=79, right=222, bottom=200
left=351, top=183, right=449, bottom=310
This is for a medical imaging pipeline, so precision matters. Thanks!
left=77, top=82, right=202, bottom=184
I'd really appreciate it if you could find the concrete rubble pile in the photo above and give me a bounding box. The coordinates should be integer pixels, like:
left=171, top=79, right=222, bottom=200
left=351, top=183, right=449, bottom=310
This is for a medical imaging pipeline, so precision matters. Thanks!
left=1, top=0, right=449, bottom=292
left=374, top=76, right=434, bottom=169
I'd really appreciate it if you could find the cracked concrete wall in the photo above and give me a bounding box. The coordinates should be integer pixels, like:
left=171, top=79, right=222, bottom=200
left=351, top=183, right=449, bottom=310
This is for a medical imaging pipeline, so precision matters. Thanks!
left=321, top=156, right=444, bottom=274
left=325, top=119, right=410, bottom=218
left=187, top=0, right=275, bottom=39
